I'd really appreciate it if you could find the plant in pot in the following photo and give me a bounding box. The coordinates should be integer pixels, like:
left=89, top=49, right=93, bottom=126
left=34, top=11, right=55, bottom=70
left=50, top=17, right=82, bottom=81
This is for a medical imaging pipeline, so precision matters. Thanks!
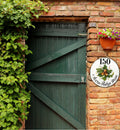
left=97, top=28, right=120, bottom=49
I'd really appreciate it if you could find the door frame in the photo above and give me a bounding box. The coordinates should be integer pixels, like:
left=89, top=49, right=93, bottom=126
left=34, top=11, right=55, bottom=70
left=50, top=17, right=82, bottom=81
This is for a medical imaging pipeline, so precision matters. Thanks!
left=32, top=16, right=88, bottom=23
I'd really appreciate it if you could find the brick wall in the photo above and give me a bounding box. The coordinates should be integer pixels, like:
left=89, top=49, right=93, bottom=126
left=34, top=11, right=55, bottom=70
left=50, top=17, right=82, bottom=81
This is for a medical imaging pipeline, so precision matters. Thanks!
left=42, top=1, right=120, bottom=129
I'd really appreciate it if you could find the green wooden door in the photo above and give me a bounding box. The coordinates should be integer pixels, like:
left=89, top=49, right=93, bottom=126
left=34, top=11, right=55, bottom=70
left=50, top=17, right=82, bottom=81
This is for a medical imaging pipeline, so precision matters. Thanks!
left=26, top=22, right=87, bottom=129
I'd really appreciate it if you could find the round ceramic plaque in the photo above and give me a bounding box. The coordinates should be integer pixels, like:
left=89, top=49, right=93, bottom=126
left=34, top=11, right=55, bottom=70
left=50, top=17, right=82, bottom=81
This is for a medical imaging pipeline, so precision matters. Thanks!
left=90, top=58, right=119, bottom=87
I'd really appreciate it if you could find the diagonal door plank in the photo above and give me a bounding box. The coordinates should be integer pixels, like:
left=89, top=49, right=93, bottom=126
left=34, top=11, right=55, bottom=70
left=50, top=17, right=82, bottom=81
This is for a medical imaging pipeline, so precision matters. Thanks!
left=27, top=38, right=86, bottom=71
left=28, top=82, right=85, bottom=129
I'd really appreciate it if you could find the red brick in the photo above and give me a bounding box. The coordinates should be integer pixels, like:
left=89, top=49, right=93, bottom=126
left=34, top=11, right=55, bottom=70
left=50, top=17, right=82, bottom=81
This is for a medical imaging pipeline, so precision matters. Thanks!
left=104, top=115, right=116, bottom=121
left=114, top=104, right=120, bottom=109
left=89, top=116, right=97, bottom=121
left=109, top=98, right=120, bottom=103
left=115, top=81, right=120, bottom=86
left=51, top=6, right=68, bottom=11
left=78, top=2, right=95, bottom=5
left=98, top=126, right=114, bottom=129
left=73, top=11, right=89, bottom=16
left=89, top=104, right=98, bottom=110
left=87, top=5, right=104, bottom=11
left=108, top=120, right=120, bottom=125
left=108, top=52, right=120, bottom=57
left=98, top=104, right=113, bottom=110
left=98, top=110, right=107, bottom=115
left=56, top=11, right=72, bottom=16
left=107, top=110, right=117, bottom=115
left=115, top=12, right=120, bottom=17
left=89, top=17, right=105, bottom=22
left=116, top=115, right=120, bottom=119
left=90, top=99, right=108, bottom=104
left=43, top=11, right=55, bottom=16
left=97, top=92, right=116, bottom=98
left=87, top=40, right=99, bottom=45
left=89, top=86, right=111, bottom=93
left=89, top=104, right=113, bottom=111
left=107, top=18, right=120, bottom=23
left=68, top=5, right=86, bottom=11
left=96, top=2, right=113, bottom=6
left=89, top=110, right=98, bottom=115
left=99, top=120, right=108, bottom=125
left=115, top=2, right=120, bottom=6
left=89, top=34, right=97, bottom=39
left=116, top=46, right=120, bottom=51
left=87, top=62, right=92, bottom=68
left=109, top=87, right=120, bottom=92
left=105, top=6, right=119, bottom=11
left=87, top=45, right=98, bottom=51
left=116, top=58, right=120, bottom=65
left=59, top=2, right=77, bottom=5
left=100, top=12, right=114, bottom=17
left=98, top=23, right=115, bottom=28
left=114, top=125, right=120, bottom=129
left=116, top=23, right=120, bottom=28
left=89, top=118, right=98, bottom=125
left=90, top=11, right=99, bottom=16
left=87, top=80, right=96, bottom=87
left=89, top=93, right=98, bottom=98
left=87, top=67, right=90, bottom=74
left=116, top=93, right=120, bottom=97
left=89, top=105, right=97, bottom=112
left=88, top=28, right=98, bottom=33
left=88, top=126, right=98, bottom=130
left=116, top=41, right=120, bottom=45
left=87, top=51, right=106, bottom=57
left=87, top=57, right=98, bottom=62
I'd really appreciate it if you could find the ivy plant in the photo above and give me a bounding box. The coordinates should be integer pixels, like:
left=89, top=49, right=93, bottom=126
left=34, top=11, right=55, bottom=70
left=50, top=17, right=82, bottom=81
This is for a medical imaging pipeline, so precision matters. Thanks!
left=0, top=0, right=48, bottom=129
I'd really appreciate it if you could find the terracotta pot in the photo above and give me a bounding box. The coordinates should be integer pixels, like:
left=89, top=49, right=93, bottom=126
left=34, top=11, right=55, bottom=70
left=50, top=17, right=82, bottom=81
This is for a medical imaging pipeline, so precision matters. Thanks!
left=100, top=38, right=116, bottom=50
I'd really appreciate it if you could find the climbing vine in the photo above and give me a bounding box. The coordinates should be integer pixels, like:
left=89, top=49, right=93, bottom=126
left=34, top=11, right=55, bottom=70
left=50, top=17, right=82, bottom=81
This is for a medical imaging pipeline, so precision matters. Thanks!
left=0, top=0, right=48, bottom=129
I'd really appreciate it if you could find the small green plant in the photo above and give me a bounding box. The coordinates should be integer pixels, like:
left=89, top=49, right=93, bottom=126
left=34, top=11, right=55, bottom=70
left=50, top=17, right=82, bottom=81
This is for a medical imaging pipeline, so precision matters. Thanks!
left=97, top=28, right=120, bottom=40
left=96, top=65, right=114, bottom=81
left=0, top=0, right=48, bottom=129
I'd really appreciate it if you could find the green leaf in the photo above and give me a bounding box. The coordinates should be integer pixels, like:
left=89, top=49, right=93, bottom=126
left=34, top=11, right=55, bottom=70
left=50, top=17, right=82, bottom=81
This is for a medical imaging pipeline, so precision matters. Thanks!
left=0, top=0, right=48, bottom=128
left=8, top=89, right=13, bottom=94
left=1, top=112, right=6, bottom=117
left=14, top=87, right=19, bottom=93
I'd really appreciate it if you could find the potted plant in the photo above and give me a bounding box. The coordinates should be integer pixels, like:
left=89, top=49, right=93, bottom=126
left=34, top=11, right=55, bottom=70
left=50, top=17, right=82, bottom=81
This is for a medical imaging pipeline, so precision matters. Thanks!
left=97, top=28, right=120, bottom=49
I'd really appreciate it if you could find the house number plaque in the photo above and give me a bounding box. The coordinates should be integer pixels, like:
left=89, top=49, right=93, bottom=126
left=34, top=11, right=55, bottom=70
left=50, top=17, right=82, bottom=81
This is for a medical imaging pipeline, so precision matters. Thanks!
left=90, top=58, right=119, bottom=87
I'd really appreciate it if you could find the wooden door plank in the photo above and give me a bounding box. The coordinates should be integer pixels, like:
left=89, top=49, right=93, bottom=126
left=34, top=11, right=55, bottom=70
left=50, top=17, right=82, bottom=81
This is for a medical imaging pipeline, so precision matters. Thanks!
left=28, top=82, right=85, bottom=129
left=31, top=29, right=87, bottom=37
left=27, top=38, right=86, bottom=71
left=78, top=43, right=86, bottom=74
left=77, top=45, right=86, bottom=127
left=78, top=84, right=86, bottom=128
left=31, top=22, right=87, bottom=37
left=29, top=73, right=86, bottom=83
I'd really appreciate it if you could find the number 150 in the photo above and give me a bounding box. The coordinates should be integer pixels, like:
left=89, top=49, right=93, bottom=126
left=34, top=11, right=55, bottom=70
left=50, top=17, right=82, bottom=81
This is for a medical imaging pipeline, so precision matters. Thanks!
left=100, top=58, right=111, bottom=64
